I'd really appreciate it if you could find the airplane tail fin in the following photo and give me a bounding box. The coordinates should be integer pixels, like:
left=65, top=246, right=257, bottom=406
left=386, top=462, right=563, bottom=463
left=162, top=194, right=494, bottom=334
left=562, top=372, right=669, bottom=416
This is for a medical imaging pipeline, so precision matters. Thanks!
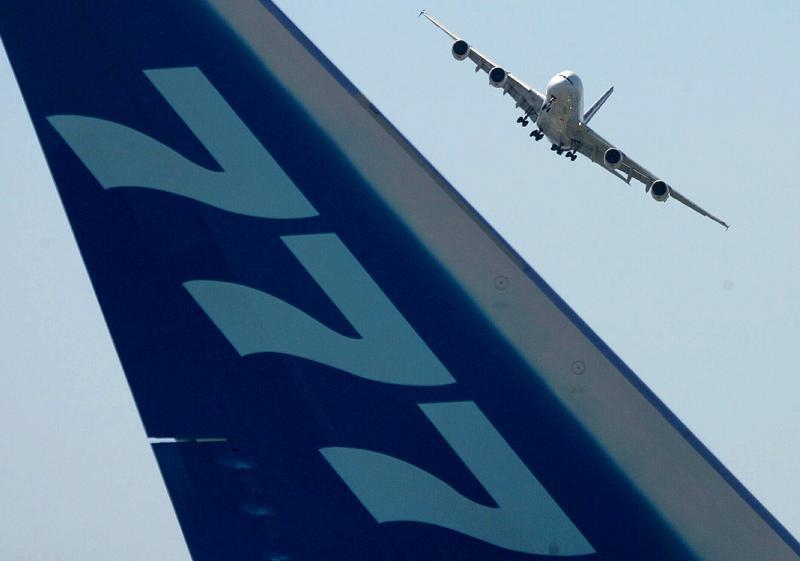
left=583, top=85, right=614, bottom=123
left=0, top=2, right=794, bottom=560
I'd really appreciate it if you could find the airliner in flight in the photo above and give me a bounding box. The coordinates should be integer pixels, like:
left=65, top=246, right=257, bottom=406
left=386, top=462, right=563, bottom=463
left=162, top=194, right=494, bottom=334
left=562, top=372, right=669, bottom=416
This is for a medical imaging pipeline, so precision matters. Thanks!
left=421, top=11, right=729, bottom=229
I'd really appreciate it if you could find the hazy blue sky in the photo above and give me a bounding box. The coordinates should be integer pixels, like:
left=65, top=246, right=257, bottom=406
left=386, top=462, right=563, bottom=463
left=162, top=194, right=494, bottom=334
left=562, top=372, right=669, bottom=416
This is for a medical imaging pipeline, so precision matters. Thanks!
left=2, top=1, right=799, bottom=559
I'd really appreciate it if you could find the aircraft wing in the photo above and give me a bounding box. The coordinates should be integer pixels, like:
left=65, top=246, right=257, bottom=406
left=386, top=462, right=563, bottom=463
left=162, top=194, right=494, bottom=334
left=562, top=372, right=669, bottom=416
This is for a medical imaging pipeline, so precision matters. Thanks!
left=421, top=10, right=545, bottom=119
left=577, top=124, right=730, bottom=228
left=0, top=1, right=788, bottom=560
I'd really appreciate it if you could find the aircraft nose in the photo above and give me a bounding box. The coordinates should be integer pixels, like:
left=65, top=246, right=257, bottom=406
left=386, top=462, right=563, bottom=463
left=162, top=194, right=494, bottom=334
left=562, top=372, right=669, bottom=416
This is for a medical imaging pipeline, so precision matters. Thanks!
left=557, top=71, right=581, bottom=88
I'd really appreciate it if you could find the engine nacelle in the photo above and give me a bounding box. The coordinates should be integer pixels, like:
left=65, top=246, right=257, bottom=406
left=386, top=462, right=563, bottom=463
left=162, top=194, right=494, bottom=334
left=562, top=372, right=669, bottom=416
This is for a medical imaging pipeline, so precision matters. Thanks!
left=649, top=180, right=670, bottom=202
left=603, top=147, right=624, bottom=169
left=489, top=66, right=508, bottom=89
left=451, top=39, right=471, bottom=61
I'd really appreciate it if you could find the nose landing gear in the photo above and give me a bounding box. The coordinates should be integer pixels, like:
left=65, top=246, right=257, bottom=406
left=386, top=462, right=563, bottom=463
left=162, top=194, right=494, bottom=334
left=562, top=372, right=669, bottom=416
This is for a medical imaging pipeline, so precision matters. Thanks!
left=541, top=95, right=557, bottom=113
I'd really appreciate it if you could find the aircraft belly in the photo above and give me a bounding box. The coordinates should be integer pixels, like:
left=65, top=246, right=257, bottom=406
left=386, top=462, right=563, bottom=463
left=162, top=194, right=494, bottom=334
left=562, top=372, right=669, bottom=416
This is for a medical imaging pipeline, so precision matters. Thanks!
left=538, top=114, right=568, bottom=146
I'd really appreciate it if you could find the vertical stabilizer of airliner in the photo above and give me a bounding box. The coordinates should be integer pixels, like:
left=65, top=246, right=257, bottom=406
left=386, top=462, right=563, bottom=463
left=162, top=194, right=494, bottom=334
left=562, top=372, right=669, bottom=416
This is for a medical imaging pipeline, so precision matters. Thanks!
left=583, top=86, right=614, bottom=124
left=0, top=2, right=794, bottom=560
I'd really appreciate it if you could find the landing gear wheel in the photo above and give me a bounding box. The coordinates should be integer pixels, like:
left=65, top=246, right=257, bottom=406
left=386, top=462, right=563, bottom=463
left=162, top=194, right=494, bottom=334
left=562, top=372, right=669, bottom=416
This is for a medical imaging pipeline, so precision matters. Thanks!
left=570, top=153, right=577, bottom=161
left=522, top=120, right=529, bottom=127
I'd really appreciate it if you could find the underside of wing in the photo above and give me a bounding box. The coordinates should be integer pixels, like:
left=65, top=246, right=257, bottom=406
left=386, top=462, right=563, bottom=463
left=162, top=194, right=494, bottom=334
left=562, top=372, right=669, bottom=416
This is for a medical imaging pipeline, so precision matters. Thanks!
left=577, top=124, right=656, bottom=186
left=421, top=11, right=545, bottom=119
left=577, top=124, right=730, bottom=228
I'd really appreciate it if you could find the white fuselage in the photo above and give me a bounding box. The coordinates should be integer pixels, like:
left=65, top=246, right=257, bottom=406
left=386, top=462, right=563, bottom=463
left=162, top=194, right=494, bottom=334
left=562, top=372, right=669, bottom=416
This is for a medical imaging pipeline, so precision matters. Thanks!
left=537, top=70, right=584, bottom=148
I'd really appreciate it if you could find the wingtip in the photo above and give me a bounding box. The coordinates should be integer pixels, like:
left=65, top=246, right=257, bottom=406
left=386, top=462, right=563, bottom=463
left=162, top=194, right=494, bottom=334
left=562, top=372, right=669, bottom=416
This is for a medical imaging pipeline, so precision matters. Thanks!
left=418, top=9, right=426, bottom=17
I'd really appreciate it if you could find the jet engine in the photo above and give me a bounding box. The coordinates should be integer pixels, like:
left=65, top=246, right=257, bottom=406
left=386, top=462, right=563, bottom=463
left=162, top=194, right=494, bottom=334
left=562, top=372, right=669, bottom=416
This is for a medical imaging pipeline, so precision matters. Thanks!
left=489, top=66, right=508, bottom=88
left=649, top=180, right=670, bottom=202
left=451, top=39, right=471, bottom=61
left=603, top=148, right=624, bottom=169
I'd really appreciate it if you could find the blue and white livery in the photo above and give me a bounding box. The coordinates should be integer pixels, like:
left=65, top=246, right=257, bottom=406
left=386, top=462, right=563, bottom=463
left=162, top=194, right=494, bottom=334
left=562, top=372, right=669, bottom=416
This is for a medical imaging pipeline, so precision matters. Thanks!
left=0, top=2, right=790, bottom=560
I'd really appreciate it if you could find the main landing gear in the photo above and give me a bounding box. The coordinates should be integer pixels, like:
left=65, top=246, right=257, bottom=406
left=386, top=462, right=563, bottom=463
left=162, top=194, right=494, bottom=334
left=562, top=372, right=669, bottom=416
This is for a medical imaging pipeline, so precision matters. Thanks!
left=550, top=144, right=577, bottom=161
left=515, top=114, right=543, bottom=140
